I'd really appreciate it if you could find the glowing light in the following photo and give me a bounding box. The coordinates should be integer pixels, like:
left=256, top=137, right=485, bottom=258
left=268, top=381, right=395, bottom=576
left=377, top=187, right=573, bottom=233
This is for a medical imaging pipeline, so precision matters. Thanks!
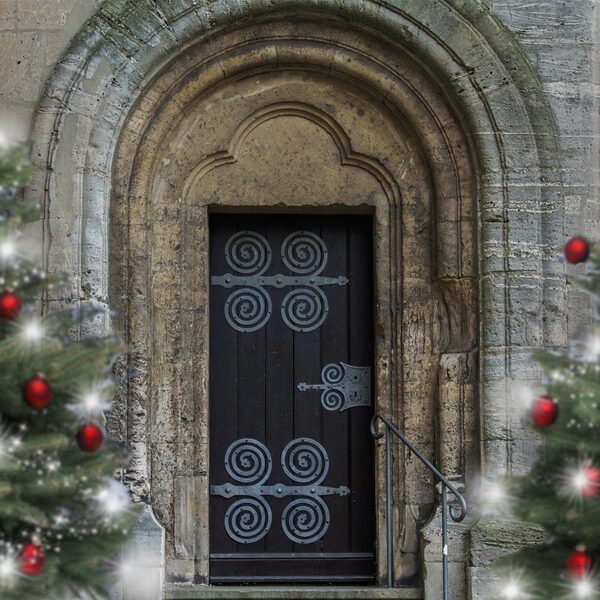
left=586, top=336, right=600, bottom=358
left=0, top=240, right=15, bottom=260
left=69, top=385, right=113, bottom=417
left=477, top=476, right=513, bottom=516
left=559, top=459, right=599, bottom=502
left=47, top=460, right=60, bottom=473
left=499, top=574, right=533, bottom=599
left=502, top=582, right=521, bottom=598
left=53, top=513, right=69, bottom=528
left=115, top=550, right=163, bottom=598
left=573, top=579, right=597, bottom=598
left=82, top=392, right=101, bottom=411
left=97, top=480, right=129, bottom=516
left=0, top=554, right=17, bottom=588
left=20, top=320, right=44, bottom=342
left=574, top=468, right=589, bottom=492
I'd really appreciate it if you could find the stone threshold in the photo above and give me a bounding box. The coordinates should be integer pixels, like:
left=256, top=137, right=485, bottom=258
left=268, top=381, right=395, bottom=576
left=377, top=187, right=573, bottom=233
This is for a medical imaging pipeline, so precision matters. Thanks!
left=164, top=585, right=423, bottom=599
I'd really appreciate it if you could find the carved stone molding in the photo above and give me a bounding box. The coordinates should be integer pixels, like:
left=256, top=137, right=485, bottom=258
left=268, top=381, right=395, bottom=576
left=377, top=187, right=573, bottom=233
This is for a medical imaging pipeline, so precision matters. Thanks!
left=106, top=20, right=477, bottom=585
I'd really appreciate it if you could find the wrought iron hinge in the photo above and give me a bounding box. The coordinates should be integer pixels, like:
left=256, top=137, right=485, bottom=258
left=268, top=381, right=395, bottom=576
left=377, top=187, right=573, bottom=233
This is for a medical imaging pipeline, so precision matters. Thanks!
left=297, top=362, right=371, bottom=411
left=210, top=231, right=348, bottom=332
left=211, top=438, right=350, bottom=544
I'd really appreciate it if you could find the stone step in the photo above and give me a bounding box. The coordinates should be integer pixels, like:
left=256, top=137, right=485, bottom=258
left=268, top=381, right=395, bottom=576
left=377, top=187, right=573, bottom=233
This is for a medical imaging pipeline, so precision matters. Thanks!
left=165, top=585, right=423, bottom=599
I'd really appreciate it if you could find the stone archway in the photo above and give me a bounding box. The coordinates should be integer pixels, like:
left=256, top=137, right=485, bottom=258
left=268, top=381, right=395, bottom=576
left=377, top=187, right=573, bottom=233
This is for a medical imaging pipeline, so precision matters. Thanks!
left=109, top=19, right=477, bottom=587
left=29, top=0, right=565, bottom=595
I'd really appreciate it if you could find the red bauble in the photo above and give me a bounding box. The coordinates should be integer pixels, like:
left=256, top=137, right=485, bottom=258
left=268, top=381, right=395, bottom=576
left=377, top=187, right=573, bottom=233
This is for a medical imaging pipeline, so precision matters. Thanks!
left=18, top=542, right=45, bottom=576
left=567, top=545, right=593, bottom=578
left=0, top=289, right=21, bottom=320
left=76, top=422, right=104, bottom=452
left=564, top=236, right=590, bottom=264
left=531, top=393, right=559, bottom=427
left=581, top=465, right=600, bottom=498
left=23, top=374, right=52, bottom=409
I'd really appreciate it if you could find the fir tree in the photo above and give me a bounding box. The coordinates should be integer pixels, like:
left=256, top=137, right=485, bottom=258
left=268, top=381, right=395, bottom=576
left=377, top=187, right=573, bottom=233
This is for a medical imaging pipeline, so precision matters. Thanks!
left=498, top=237, right=600, bottom=599
left=0, top=141, right=140, bottom=599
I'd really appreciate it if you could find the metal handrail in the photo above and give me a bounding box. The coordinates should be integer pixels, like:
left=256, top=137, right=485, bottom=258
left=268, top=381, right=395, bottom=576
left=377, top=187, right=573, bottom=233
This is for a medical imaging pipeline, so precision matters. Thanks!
left=370, top=412, right=467, bottom=599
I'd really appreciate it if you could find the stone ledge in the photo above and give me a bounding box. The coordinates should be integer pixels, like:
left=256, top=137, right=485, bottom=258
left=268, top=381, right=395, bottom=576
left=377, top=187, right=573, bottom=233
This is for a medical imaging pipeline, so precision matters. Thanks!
left=164, top=585, right=423, bottom=599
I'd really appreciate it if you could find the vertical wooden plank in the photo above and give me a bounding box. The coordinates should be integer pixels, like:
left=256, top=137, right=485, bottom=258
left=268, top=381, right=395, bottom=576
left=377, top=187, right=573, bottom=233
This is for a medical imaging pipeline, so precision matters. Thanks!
left=265, top=216, right=295, bottom=554
left=320, top=215, right=350, bottom=554
left=234, top=215, right=268, bottom=553
left=290, top=215, right=324, bottom=554
left=208, top=214, right=238, bottom=556
left=348, top=215, right=375, bottom=555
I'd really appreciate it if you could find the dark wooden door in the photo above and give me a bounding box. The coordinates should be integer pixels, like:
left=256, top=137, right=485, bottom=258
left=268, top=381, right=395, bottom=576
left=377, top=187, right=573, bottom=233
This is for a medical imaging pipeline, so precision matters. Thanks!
left=209, top=214, right=374, bottom=583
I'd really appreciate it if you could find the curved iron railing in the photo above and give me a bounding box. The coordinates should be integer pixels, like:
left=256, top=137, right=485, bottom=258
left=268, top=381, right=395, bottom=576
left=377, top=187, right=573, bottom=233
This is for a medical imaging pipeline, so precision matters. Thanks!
left=370, top=412, right=467, bottom=599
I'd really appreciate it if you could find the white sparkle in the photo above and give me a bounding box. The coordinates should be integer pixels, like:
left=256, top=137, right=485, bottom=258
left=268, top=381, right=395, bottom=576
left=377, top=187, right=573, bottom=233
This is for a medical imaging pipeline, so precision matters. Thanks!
left=499, top=573, right=533, bottom=599
left=97, top=480, right=129, bottom=516
left=20, top=320, right=44, bottom=342
left=502, top=582, right=521, bottom=599
left=574, top=469, right=589, bottom=492
left=0, top=554, right=17, bottom=588
left=477, top=477, right=513, bottom=516
left=69, top=383, right=113, bottom=417
left=587, top=336, right=600, bottom=357
left=82, top=392, right=101, bottom=411
left=47, top=460, right=60, bottom=473
left=0, top=240, right=15, bottom=260
left=115, top=551, right=163, bottom=598
left=574, top=579, right=596, bottom=598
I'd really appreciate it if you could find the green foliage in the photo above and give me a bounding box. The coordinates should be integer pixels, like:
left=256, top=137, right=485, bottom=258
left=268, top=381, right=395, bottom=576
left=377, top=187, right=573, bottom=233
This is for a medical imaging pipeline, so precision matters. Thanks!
left=497, top=244, right=600, bottom=598
left=0, top=142, right=140, bottom=599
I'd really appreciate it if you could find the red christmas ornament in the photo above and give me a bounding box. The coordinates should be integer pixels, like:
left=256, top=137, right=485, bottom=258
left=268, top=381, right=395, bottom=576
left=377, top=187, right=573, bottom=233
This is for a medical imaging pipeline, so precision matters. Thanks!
left=531, top=393, right=559, bottom=427
left=76, top=422, right=104, bottom=452
left=0, top=289, right=21, bottom=320
left=564, top=236, right=590, bottom=264
left=581, top=464, right=600, bottom=498
left=566, top=544, right=593, bottom=578
left=23, top=374, right=52, bottom=409
left=18, top=542, right=45, bottom=576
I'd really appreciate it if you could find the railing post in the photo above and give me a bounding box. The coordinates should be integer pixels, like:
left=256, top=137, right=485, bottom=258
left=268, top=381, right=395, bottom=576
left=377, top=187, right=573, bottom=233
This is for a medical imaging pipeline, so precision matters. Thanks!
left=442, top=484, right=449, bottom=600
left=386, top=424, right=393, bottom=588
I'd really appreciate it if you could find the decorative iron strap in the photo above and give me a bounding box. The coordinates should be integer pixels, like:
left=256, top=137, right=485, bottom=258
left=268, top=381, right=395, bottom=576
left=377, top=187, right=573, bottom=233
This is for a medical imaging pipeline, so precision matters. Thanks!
left=297, top=362, right=371, bottom=411
left=211, top=438, right=350, bottom=544
left=211, top=231, right=348, bottom=332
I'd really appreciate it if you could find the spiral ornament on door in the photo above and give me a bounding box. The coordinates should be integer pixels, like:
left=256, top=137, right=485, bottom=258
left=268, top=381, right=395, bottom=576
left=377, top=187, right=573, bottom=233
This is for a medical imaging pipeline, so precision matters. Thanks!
left=297, top=362, right=371, bottom=412
left=212, top=437, right=349, bottom=544
left=211, top=230, right=348, bottom=332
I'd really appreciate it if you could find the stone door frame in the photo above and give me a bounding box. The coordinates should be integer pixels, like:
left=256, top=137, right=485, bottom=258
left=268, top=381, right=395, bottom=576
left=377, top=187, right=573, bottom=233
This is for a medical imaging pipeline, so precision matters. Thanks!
left=29, top=0, right=566, bottom=595
left=106, top=19, right=479, bottom=585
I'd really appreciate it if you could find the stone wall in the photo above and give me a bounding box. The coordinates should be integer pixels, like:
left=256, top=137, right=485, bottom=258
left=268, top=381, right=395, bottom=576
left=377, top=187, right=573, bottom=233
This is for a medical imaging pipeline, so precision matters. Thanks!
left=0, top=0, right=100, bottom=139
left=1, top=1, right=599, bottom=599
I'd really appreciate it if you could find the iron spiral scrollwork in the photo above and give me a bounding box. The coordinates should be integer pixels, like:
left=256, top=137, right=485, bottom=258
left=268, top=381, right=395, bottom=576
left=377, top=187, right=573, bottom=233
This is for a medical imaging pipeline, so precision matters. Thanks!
left=225, top=231, right=272, bottom=275
left=281, top=496, right=330, bottom=544
left=281, top=286, right=328, bottom=333
left=225, top=438, right=272, bottom=484
left=224, top=287, right=272, bottom=333
left=211, top=230, right=348, bottom=333
left=225, top=497, right=272, bottom=544
left=297, top=362, right=371, bottom=412
left=280, top=231, right=327, bottom=275
left=281, top=438, right=328, bottom=485
left=212, top=437, right=349, bottom=544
